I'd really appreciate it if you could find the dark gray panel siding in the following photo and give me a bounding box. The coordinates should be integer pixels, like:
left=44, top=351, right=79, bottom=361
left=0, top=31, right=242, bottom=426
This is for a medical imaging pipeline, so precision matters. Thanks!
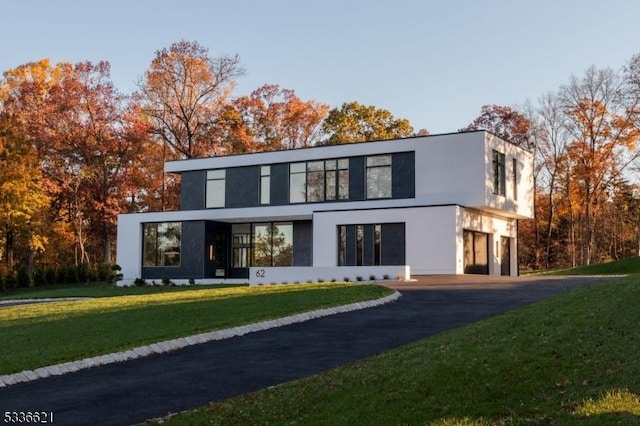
left=349, top=156, right=365, bottom=201
left=381, top=223, right=406, bottom=265
left=226, top=166, right=259, bottom=208
left=392, top=151, right=415, bottom=199
left=142, top=221, right=205, bottom=280
left=293, top=221, right=313, bottom=266
left=180, top=171, right=205, bottom=210
left=270, top=163, right=289, bottom=206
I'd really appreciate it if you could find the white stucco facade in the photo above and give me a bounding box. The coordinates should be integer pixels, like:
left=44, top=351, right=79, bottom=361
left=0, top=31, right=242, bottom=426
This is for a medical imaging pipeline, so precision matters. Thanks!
left=116, top=131, right=533, bottom=285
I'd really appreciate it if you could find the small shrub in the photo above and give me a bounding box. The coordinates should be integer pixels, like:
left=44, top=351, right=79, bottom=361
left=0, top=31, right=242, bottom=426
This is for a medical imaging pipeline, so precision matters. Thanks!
left=43, top=267, right=56, bottom=285
left=344, top=277, right=350, bottom=282
left=318, top=278, right=324, bottom=283
left=369, top=275, right=376, bottom=281
left=111, top=264, right=123, bottom=284
left=306, top=280, right=313, bottom=284
left=396, top=274, right=403, bottom=280
left=294, top=281, right=300, bottom=284
left=330, top=278, right=336, bottom=283
left=134, top=277, right=147, bottom=287
left=33, top=268, right=47, bottom=286
left=161, top=277, right=173, bottom=286
left=4, top=271, right=17, bottom=290
left=383, top=274, right=390, bottom=280
left=188, top=278, right=196, bottom=285
left=356, top=276, right=363, bottom=282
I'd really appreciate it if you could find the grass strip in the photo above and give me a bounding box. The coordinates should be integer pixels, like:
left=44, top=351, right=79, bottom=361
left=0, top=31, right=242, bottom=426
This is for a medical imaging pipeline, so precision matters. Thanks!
left=0, top=283, right=392, bottom=375
left=526, top=255, right=640, bottom=276
left=155, top=275, right=640, bottom=425
left=0, top=283, right=246, bottom=300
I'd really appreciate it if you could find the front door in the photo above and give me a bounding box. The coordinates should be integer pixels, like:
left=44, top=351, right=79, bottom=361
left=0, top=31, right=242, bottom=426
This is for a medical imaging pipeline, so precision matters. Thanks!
left=213, top=232, right=228, bottom=277
left=500, top=236, right=511, bottom=276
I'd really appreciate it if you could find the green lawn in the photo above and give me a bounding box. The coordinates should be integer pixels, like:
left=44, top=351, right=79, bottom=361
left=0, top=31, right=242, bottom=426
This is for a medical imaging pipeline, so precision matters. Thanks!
left=154, top=275, right=640, bottom=425
left=0, top=283, right=392, bottom=375
left=0, top=283, right=246, bottom=300
left=526, top=256, right=640, bottom=276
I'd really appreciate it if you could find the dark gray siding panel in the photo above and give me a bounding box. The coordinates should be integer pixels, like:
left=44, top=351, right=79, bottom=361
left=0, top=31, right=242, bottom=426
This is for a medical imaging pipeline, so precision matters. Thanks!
left=381, top=223, right=406, bottom=265
left=142, top=221, right=205, bottom=280
left=226, top=166, right=259, bottom=208
left=271, top=163, right=289, bottom=206
left=392, top=152, right=415, bottom=199
left=349, top=156, right=365, bottom=201
left=180, top=171, right=205, bottom=210
left=293, top=220, right=313, bottom=266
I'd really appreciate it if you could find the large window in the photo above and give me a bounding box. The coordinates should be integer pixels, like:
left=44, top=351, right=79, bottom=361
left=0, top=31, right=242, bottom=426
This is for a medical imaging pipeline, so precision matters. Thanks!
left=206, top=169, right=226, bottom=208
left=463, top=230, right=489, bottom=274
left=289, top=159, right=349, bottom=203
left=492, top=150, right=506, bottom=196
left=338, top=223, right=398, bottom=266
left=366, top=155, right=392, bottom=199
left=253, top=223, right=293, bottom=266
left=143, top=222, right=181, bottom=267
left=232, top=222, right=293, bottom=267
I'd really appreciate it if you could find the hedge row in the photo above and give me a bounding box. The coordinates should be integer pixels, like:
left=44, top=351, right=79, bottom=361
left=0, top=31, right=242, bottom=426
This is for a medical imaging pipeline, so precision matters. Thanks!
left=0, top=264, right=121, bottom=292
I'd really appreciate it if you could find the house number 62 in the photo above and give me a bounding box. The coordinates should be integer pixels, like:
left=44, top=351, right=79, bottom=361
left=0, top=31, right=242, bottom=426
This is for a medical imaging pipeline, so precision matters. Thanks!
left=255, top=269, right=266, bottom=278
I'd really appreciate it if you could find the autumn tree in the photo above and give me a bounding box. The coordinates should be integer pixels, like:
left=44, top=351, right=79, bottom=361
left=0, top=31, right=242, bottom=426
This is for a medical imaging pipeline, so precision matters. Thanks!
left=227, top=84, right=329, bottom=152
left=2, top=60, right=147, bottom=264
left=137, top=40, right=245, bottom=159
left=462, top=104, right=534, bottom=149
left=0, top=117, right=49, bottom=273
left=560, top=66, right=640, bottom=265
left=321, top=101, right=414, bottom=144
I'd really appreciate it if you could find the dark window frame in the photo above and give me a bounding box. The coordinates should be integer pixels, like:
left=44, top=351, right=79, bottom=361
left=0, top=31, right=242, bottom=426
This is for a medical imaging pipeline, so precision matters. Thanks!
left=366, top=155, right=392, bottom=199
left=492, top=150, right=506, bottom=196
left=142, top=222, right=182, bottom=267
left=289, top=158, right=350, bottom=204
left=206, top=169, right=226, bottom=208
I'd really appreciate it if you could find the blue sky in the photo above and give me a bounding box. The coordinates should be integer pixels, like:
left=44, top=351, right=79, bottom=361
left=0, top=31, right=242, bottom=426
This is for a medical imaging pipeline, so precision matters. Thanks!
left=2, top=0, right=639, bottom=133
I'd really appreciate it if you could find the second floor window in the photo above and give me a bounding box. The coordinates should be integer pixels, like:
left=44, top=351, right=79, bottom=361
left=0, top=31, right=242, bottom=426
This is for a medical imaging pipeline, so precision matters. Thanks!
left=260, top=166, right=270, bottom=205
left=366, top=155, right=392, bottom=199
left=206, top=169, right=226, bottom=208
left=290, top=159, right=349, bottom=203
left=492, top=150, right=506, bottom=196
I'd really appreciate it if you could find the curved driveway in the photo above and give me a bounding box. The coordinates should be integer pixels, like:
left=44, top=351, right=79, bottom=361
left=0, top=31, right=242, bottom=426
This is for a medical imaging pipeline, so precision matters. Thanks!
left=0, top=275, right=611, bottom=425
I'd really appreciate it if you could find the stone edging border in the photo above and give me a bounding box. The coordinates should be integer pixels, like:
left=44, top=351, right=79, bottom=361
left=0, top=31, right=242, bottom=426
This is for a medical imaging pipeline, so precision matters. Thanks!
left=0, top=290, right=401, bottom=388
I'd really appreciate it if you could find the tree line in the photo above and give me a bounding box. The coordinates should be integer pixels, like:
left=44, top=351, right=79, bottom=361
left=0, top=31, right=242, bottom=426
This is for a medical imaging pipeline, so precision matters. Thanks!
left=464, top=53, right=640, bottom=269
left=1, top=39, right=639, bottom=284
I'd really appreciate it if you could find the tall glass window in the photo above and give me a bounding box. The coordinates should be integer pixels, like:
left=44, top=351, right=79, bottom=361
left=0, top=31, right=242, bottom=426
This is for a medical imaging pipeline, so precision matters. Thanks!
left=374, top=224, right=382, bottom=266
left=306, top=161, right=325, bottom=202
left=512, top=158, right=518, bottom=200
left=289, top=163, right=306, bottom=203
left=143, top=222, right=181, bottom=267
left=492, top=150, right=506, bottom=196
left=338, top=225, right=347, bottom=266
left=356, top=225, right=364, bottom=266
left=366, top=155, right=392, bottom=199
left=251, top=222, right=293, bottom=267
left=260, top=166, right=270, bottom=205
left=232, top=224, right=251, bottom=268
left=206, top=169, right=226, bottom=208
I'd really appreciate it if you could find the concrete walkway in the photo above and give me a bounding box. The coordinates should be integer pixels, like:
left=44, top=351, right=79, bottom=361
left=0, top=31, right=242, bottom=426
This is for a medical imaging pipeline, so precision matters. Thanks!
left=0, top=275, right=612, bottom=425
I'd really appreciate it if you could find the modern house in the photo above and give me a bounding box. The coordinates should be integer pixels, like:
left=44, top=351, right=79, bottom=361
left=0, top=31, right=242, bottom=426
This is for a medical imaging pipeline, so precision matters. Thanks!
left=116, top=131, right=534, bottom=285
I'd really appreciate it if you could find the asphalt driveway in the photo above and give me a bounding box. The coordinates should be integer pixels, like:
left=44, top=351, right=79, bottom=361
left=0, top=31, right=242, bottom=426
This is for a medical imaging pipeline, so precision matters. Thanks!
left=0, top=275, right=611, bottom=425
